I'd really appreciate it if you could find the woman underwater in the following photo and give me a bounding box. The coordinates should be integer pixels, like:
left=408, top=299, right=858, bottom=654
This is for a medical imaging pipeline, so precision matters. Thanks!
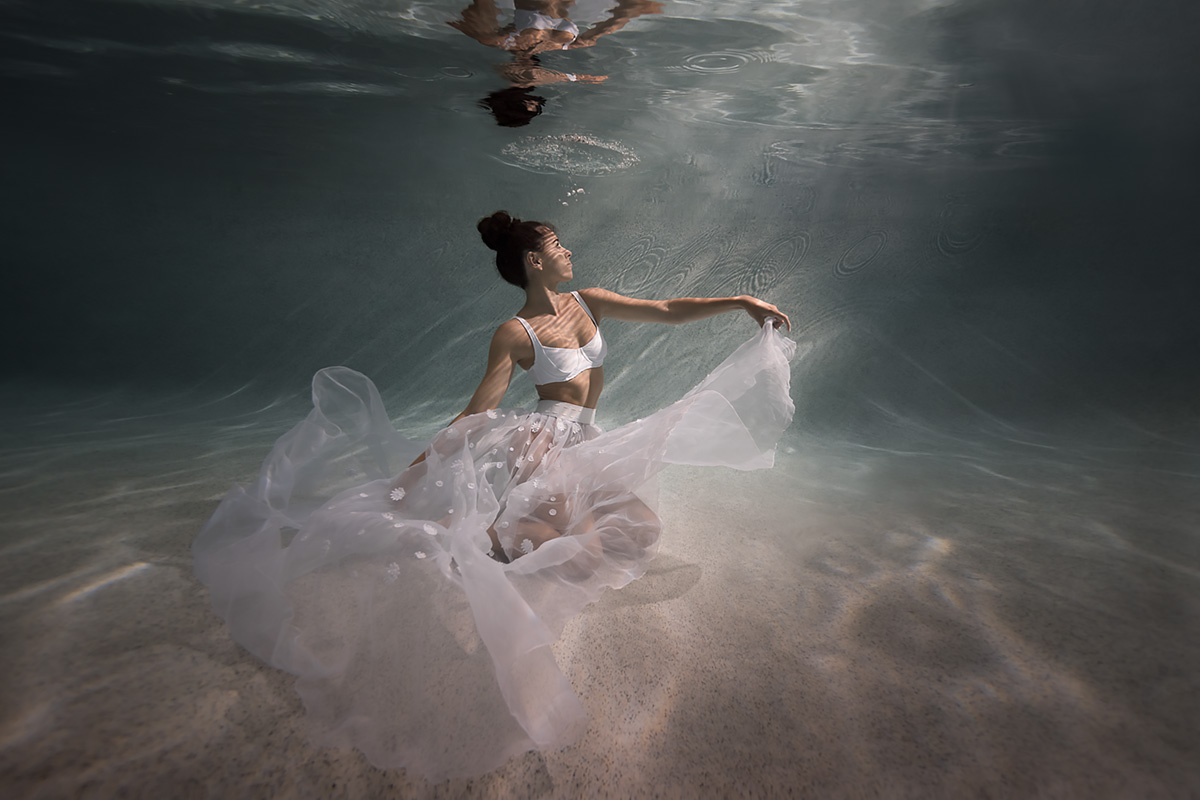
left=193, top=211, right=799, bottom=781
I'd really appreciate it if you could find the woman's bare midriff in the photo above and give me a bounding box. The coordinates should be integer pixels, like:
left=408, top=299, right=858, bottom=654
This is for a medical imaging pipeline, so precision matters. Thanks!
left=533, top=366, right=604, bottom=409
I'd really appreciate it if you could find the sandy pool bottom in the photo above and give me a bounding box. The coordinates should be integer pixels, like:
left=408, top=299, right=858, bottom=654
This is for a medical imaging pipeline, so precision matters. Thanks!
left=0, top=405, right=1197, bottom=798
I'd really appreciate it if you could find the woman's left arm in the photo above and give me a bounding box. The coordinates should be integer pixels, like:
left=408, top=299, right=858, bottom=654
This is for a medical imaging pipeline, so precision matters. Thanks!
left=580, top=288, right=790, bottom=330
left=447, top=0, right=507, bottom=47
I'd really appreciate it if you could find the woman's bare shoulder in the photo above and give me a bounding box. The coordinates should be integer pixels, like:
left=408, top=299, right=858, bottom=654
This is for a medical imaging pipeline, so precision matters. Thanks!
left=577, top=287, right=615, bottom=318
left=579, top=286, right=618, bottom=298
left=577, top=286, right=627, bottom=307
left=491, top=318, right=535, bottom=358
left=578, top=287, right=664, bottom=322
left=493, top=317, right=527, bottom=342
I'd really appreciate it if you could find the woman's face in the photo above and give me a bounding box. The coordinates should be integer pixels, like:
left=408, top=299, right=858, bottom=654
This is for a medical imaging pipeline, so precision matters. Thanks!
left=534, top=229, right=573, bottom=282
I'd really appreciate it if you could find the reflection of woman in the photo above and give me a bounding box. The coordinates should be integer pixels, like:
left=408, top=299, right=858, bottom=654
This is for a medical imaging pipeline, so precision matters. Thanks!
left=193, top=211, right=798, bottom=780
left=451, top=0, right=663, bottom=125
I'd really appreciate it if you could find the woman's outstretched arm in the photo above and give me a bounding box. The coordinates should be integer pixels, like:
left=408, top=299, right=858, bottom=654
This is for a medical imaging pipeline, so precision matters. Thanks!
left=580, top=288, right=791, bottom=330
left=447, top=0, right=507, bottom=46
left=451, top=320, right=526, bottom=423
left=571, top=0, right=664, bottom=47
left=407, top=320, right=525, bottom=467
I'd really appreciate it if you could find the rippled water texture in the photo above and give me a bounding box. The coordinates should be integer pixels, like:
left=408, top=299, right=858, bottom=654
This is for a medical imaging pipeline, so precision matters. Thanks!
left=1, top=0, right=1198, bottom=796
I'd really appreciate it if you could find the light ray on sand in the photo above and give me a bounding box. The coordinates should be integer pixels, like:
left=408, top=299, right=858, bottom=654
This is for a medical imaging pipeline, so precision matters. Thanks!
left=1, top=563, right=109, bottom=604
left=56, top=562, right=151, bottom=605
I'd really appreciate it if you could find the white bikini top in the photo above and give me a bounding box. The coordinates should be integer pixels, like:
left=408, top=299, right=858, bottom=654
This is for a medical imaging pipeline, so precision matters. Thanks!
left=514, top=291, right=607, bottom=386
left=503, top=9, right=579, bottom=50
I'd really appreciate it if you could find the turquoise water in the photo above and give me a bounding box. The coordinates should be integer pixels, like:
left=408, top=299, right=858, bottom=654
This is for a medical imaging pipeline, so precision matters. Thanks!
left=1, top=0, right=1198, bottom=796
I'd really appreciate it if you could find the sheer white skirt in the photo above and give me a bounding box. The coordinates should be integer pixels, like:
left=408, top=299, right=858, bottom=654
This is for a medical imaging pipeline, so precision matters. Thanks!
left=193, top=322, right=798, bottom=781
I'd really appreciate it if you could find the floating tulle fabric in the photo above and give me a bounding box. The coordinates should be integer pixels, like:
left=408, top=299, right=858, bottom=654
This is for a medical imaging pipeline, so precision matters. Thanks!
left=193, top=322, right=799, bottom=781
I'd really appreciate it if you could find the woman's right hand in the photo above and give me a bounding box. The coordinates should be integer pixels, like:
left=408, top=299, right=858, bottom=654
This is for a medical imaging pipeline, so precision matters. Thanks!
left=740, top=296, right=791, bottom=331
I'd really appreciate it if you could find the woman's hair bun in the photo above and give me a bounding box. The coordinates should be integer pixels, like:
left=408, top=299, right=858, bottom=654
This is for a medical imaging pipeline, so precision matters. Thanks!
left=476, top=209, right=551, bottom=288
left=478, top=210, right=516, bottom=251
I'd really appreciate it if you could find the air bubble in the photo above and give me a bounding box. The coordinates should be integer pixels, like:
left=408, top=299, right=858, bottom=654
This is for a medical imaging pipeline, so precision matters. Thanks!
left=499, top=134, right=640, bottom=176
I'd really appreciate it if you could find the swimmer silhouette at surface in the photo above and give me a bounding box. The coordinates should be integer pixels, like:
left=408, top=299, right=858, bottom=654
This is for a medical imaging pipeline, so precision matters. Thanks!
left=192, top=210, right=798, bottom=780
left=450, top=0, right=663, bottom=125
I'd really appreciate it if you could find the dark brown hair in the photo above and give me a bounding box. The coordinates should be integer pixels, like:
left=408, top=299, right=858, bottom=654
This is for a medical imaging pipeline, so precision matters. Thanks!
left=477, top=210, right=552, bottom=288
left=478, top=86, right=546, bottom=128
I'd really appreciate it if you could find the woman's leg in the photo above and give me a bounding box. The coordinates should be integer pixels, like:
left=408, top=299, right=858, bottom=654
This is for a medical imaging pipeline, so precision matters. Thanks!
left=486, top=524, right=511, bottom=562
left=588, top=492, right=661, bottom=552
left=507, top=490, right=659, bottom=577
